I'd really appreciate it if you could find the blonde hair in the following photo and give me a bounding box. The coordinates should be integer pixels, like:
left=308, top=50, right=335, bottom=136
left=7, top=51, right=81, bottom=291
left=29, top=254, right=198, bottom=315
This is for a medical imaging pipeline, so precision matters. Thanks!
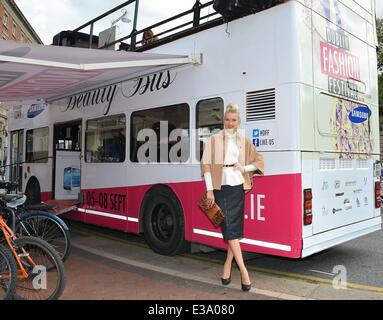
left=225, top=103, right=240, bottom=115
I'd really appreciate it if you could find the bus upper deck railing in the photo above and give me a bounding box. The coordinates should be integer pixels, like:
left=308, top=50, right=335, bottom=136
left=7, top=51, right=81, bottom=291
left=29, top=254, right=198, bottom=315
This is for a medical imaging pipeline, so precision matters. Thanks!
left=69, top=1, right=291, bottom=52
left=71, top=0, right=223, bottom=51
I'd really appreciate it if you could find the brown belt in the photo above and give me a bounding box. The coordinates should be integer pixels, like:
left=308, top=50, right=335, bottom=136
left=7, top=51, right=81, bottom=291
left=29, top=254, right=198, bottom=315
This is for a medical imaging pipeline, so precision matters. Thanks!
left=223, top=164, right=235, bottom=167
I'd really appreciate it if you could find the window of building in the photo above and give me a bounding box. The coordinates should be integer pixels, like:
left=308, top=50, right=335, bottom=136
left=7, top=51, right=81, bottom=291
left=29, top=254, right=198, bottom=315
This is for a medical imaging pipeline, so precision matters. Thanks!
left=26, top=127, right=49, bottom=163
left=196, top=97, right=224, bottom=160
left=20, top=32, right=25, bottom=41
left=3, top=12, right=9, bottom=28
left=12, top=22, right=17, bottom=37
left=85, top=114, right=126, bottom=163
left=130, top=104, right=190, bottom=163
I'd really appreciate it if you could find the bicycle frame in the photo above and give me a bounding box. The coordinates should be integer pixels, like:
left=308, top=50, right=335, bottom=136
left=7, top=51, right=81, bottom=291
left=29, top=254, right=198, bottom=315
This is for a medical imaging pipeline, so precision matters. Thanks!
left=0, top=215, right=37, bottom=280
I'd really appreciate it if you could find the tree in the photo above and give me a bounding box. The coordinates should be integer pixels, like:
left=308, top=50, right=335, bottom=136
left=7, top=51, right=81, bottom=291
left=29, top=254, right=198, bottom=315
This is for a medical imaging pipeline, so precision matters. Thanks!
left=379, top=74, right=383, bottom=110
left=377, top=18, right=383, bottom=72
left=377, top=19, right=383, bottom=114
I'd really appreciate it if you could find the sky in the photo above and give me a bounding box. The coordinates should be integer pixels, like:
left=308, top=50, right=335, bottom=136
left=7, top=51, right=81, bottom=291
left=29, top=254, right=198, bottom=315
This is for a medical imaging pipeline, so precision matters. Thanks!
left=14, top=0, right=383, bottom=45
left=14, top=0, right=206, bottom=45
left=375, top=1, right=383, bottom=18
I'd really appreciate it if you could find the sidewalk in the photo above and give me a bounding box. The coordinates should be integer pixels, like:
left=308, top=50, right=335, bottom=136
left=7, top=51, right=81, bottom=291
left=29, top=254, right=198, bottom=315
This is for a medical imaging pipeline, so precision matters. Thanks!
left=61, top=230, right=275, bottom=300
left=61, top=228, right=383, bottom=300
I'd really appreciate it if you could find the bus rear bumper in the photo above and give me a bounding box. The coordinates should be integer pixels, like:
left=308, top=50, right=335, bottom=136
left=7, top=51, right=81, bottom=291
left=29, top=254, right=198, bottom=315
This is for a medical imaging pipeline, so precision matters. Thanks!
left=301, top=216, right=382, bottom=258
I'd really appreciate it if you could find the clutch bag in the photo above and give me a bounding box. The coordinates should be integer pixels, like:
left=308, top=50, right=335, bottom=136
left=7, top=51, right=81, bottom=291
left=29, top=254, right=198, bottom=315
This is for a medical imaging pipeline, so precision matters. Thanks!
left=198, top=193, right=225, bottom=227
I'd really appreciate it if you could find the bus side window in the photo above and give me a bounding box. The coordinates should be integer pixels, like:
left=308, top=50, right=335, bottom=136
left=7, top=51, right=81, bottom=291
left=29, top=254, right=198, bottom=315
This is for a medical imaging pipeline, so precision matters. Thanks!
left=130, top=104, right=190, bottom=163
left=85, top=114, right=126, bottom=163
left=196, top=97, right=224, bottom=161
left=25, top=127, right=49, bottom=163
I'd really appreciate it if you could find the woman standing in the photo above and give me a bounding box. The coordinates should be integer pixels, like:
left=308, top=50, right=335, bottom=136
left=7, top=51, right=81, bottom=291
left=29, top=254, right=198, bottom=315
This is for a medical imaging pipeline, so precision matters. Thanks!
left=200, top=103, right=264, bottom=291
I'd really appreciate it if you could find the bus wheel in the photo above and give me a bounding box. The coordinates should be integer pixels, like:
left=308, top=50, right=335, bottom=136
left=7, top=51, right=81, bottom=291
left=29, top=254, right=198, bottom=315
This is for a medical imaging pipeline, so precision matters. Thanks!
left=142, top=186, right=189, bottom=256
left=25, top=177, right=41, bottom=205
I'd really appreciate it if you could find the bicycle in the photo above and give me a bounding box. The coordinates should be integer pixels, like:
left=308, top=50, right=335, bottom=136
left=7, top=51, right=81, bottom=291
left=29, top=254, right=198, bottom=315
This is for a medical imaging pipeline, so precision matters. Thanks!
left=15, top=207, right=72, bottom=262
left=0, top=182, right=72, bottom=262
left=0, top=244, right=17, bottom=300
left=0, top=197, right=66, bottom=300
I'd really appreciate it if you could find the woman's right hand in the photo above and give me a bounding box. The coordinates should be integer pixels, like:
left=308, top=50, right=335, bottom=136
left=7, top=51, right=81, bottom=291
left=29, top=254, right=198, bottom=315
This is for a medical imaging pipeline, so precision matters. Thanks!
left=206, top=190, right=215, bottom=208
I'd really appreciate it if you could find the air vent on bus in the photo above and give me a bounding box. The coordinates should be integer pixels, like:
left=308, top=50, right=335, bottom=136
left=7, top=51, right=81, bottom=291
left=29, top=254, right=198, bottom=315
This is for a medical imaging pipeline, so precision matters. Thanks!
left=339, top=159, right=353, bottom=170
left=320, top=158, right=336, bottom=170
left=246, top=89, right=276, bottom=122
left=356, top=159, right=368, bottom=169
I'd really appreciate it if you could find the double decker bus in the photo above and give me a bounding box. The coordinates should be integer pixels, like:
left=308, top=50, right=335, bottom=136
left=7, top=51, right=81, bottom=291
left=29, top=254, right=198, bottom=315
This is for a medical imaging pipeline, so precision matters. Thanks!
left=4, top=0, right=381, bottom=258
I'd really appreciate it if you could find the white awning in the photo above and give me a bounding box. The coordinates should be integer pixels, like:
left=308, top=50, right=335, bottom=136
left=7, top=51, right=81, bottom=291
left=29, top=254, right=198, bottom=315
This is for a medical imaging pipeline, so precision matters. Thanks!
left=0, top=40, right=201, bottom=102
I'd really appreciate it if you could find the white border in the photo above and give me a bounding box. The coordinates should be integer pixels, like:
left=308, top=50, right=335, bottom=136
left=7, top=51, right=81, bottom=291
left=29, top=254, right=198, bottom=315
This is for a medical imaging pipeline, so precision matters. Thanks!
left=193, top=228, right=292, bottom=252
left=0, top=54, right=201, bottom=70
left=77, top=208, right=139, bottom=222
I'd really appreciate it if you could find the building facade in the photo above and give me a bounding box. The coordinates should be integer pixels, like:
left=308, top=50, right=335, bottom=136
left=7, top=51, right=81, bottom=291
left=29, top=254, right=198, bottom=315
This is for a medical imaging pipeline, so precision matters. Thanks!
left=0, top=0, right=42, bottom=173
left=0, top=0, right=41, bottom=42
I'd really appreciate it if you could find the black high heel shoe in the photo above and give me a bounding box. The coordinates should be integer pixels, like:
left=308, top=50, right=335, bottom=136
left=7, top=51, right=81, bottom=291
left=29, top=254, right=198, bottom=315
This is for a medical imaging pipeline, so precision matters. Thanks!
left=241, top=282, right=251, bottom=292
left=241, top=272, right=251, bottom=291
left=221, top=276, right=231, bottom=285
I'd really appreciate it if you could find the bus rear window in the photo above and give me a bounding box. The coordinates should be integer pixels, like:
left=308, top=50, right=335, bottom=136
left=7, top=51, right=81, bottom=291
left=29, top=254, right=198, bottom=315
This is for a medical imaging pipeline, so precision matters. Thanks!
left=25, top=127, right=49, bottom=163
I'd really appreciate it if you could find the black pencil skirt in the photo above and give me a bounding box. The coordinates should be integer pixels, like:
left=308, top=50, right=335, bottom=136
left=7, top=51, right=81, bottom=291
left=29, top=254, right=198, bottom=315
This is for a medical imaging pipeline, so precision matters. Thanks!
left=213, top=184, right=245, bottom=242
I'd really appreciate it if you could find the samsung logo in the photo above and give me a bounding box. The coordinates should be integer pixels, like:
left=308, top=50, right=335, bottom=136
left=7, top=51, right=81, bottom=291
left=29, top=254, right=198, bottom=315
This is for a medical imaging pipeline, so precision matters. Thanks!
left=349, top=106, right=371, bottom=124
left=27, top=103, right=46, bottom=118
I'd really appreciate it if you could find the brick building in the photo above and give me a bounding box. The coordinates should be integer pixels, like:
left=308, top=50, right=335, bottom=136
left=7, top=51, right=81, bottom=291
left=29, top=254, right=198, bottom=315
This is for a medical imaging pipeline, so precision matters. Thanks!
left=0, top=0, right=42, bottom=43
left=0, top=0, right=42, bottom=172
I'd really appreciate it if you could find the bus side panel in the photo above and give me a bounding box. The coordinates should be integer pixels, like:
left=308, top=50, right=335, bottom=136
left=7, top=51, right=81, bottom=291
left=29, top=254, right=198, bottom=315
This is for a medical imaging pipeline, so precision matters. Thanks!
left=63, top=209, right=85, bottom=223
left=127, top=182, right=194, bottom=238
left=127, top=185, right=151, bottom=234
left=191, top=173, right=303, bottom=258
left=243, top=173, right=303, bottom=258
left=75, top=181, right=210, bottom=244
left=78, top=186, right=129, bottom=232
left=41, top=192, right=53, bottom=202
left=70, top=174, right=303, bottom=258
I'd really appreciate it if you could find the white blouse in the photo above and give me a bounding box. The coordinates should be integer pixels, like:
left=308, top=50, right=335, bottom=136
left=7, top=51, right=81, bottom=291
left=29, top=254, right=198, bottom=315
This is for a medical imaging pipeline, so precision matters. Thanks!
left=204, top=131, right=256, bottom=191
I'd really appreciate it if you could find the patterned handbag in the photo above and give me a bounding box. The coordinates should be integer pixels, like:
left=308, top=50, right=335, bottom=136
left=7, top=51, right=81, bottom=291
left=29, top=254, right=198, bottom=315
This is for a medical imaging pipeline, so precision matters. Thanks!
left=198, top=193, right=225, bottom=227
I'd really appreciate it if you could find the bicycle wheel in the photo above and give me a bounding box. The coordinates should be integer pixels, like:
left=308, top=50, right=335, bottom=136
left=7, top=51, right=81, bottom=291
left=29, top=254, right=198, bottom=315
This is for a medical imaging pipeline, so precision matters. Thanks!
left=16, top=211, right=71, bottom=262
left=0, top=244, right=17, bottom=300
left=13, top=236, right=66, bottom=300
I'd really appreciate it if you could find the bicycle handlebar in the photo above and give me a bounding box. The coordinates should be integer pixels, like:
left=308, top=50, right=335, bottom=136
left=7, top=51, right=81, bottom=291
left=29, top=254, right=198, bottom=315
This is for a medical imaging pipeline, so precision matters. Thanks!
left=0, top=181, right=19, bottom=192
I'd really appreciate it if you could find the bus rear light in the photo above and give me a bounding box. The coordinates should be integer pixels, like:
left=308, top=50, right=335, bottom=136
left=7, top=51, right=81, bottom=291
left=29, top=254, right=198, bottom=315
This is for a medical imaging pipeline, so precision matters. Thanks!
left=304, top=214, right=313, bottom=225
left=375, top=182, right=381, bottom=209
left=303, top=189, right=313, bottom=225
left=304, top=201, right=312, bottom=212
left=304, top=189, right=312, bottom=201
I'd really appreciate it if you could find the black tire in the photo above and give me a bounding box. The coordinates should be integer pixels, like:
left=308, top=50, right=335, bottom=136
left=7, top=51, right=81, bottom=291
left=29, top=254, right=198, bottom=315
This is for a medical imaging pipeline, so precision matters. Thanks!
left=25, top=178, right=41, bottom=205
left=142, top=186, right=189, bottom=256
left=12, top=236, right=66, bottom=300
left=0, top=244, right=17, bottom=300
left=15, top=211, right=72, bottom=262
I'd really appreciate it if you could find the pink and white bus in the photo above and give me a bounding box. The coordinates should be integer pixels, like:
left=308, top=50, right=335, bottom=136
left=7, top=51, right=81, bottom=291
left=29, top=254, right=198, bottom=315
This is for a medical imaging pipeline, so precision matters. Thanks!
left=4, top=0, right=381, bottom=258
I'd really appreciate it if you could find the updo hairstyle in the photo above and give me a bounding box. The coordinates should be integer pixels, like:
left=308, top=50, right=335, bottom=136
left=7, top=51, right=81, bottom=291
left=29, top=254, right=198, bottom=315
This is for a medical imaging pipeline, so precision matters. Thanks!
left=225, top=103, right=240, bottom=115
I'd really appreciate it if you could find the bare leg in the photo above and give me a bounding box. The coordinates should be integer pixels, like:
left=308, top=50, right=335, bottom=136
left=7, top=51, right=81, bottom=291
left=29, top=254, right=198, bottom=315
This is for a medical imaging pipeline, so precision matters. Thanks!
left=222, top=245, right=234, bottom=279
left=227, top=239, right=251, bottom=285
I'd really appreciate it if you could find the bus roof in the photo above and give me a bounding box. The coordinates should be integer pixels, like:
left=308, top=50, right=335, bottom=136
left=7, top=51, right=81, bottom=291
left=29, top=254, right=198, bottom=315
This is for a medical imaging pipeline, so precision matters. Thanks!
left=0, top=40, right=200, bottom=103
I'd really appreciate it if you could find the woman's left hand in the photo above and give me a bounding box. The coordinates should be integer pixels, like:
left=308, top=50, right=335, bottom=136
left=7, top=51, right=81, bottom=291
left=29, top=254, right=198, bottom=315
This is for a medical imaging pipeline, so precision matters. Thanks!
left=233, top=163, right=245, bottom=173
